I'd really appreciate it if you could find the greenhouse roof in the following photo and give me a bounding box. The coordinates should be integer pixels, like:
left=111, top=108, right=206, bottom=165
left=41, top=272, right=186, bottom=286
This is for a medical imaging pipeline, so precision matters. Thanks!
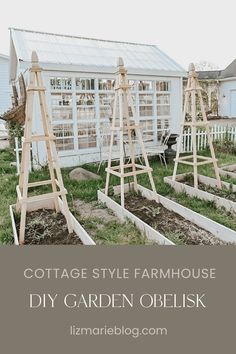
left=9, top=28, right=185, bottom=80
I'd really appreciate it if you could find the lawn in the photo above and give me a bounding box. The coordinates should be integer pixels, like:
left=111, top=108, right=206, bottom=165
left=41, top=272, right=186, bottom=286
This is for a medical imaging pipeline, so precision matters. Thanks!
left=0, top=147, right=236, bottom=245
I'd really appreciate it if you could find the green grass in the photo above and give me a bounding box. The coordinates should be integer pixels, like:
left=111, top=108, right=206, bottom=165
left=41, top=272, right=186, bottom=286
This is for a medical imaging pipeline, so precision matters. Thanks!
left=0, top=147, right=236, bottom=244
left=93, top=220, right=148, bottom=245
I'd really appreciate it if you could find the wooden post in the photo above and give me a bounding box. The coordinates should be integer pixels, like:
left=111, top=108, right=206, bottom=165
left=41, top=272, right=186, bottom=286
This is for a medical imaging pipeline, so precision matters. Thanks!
left=16, top=51, right=73, bottom=245
left=105, top=57, right=156, bottom=207
left=172, top=63, right=222, bottom=189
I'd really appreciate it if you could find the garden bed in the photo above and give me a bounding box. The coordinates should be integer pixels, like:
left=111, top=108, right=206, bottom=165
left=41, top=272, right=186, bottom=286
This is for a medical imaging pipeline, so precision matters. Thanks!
left=9, top=197, right=95, bottom=245
left=218, top=164, right=236, bottom=179
left=164, top=173, right=236, bottom=215
left=98, top=184, right=236, bottom=244
left=16, top=209, right=83, bottom=245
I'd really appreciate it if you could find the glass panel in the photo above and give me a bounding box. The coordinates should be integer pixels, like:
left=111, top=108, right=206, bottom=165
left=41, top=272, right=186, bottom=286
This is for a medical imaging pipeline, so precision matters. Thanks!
left=138, top=80, right=153, bottom=91
left=129, top=80, right=136, bottom=91
left=157, top=106, right=170, bottom=116
left=157, top=94, right=170, bottom=105
left=156, top=81, right=171, bottom=92
left=99, top=93, right=114, bottom=119
left=98, top=79, right=115, bottom=90
left=76, top=93, right=96, bottom=120
left=78, top=122, right=97, bottom=149
left=140, top=120, right=153, bottom=131
left=76, top=78, right=95, bottom=90
left=51, top=93, right=73, bottom=120
left=53, top=123, right=74, bottom=137
left=139, top=94, right=153, bottom=105
left=53, top=123, right=74, bottom=151
left=139, top=106, right=153, bottom=117
left=50, top=77, right=72, bottom=90
left=100, top=120, right=112, bottom=147
left=139, top=93, right=153, bottom=117
left=139, top=120, right=154, bottom=143
left=55, top=138, right=74, bottom=151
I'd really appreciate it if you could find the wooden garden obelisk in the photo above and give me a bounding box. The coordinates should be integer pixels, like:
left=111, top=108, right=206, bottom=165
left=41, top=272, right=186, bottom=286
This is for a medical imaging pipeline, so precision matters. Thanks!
left=172, top=63, right=222, bottom=189
left=105, top=57, right=156, bottom=207
left=16, top=51, right=73, bottom=244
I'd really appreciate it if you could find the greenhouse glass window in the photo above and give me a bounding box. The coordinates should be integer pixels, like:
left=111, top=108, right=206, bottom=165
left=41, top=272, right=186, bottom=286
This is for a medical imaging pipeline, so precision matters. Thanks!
left=138, top=80, right=153, bottom=91
left=156, top=81, right=171, bottom=92
left=99, top=93, right=114, bottom=119
left=140, top=120, right=154, bottom=143
left=156, top=93, right=171, bottom=116
left=98, top=79, right=115, bottom=90
left=76, top=93, right=96, bottom=120
left=78, top=122, right=97, bottom=149
left=51, top=93, right=73, bottom=120
left=52, top=123, right=74, bottom=151
left=76, top=78, right=95, bottom=90
left=128, top=80, right=136, bottom=91
left=50, top=77, right=72, bottom=90
left=139, top=94, right=153, bottom=117
left=157, top=105, right=170, bottom=116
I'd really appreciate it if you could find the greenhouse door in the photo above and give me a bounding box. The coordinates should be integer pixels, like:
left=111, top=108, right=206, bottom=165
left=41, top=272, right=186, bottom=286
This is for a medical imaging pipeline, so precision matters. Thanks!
left=230, top=90, right=236, bottom=117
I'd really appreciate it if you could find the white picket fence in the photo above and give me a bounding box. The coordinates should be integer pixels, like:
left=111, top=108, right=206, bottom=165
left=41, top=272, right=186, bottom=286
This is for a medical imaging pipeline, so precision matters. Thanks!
left=14, top=137, right=32, bottom=175
left=181, top=125, right=236, bottom=153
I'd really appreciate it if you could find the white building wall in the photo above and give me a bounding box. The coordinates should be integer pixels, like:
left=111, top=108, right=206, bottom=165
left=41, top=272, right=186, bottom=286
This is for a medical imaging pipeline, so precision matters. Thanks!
left=0, top=56, right=11, bottom=115
left=219, top=79, right=236, bottom=117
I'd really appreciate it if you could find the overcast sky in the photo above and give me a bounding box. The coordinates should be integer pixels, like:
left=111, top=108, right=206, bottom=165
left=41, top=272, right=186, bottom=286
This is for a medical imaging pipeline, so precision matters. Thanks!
left=0, top=0, right=235, bottom=70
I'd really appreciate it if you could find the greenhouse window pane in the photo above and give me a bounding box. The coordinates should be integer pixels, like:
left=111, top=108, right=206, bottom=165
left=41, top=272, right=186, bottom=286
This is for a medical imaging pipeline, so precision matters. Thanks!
left=78, top=122, right=97, bottom=149
left=99, top=93, right=114, bottom=119
left=156, top=81, right=171, bottom=92
left=76, top=78, right=95, bottom=90
left=55, top=138, right=74, bottom=151
left=139, top=106, right=153, bottom=117
left=53, top=123, right=74, bottom=137
left=51, top=93, right=73, bottom=120
left=76, top=93, right=96, bottom=120
left=98, top=79, right=115, bottom=90
left=138, top=80, right=153, bottom=91
left=157, top=94, right=170, bottom=105
left=128, top=80, right=136, bottom=91
left=157, top=106, right=170, bottom=116
left=50, top=77, right=72, bottom=90
left=139, top=94, right=153, bottom=105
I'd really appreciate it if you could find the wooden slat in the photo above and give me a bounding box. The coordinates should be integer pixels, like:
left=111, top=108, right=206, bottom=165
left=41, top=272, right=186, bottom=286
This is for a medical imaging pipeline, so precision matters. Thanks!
left=24, top=135, right=56, bottom=143
left=27, top=180, right=52, bottom=188
left=27, top=86, right=46, bottom=91
left=18, top=191, right=67, bottom=204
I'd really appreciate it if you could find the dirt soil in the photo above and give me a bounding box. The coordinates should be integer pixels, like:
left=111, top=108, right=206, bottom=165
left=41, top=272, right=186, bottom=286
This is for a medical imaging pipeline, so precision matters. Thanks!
left=125, top=194, right=228, bottom=245
left=74, top=200, right=118, bottom=224
left=16, top=209, right=82, bottom=245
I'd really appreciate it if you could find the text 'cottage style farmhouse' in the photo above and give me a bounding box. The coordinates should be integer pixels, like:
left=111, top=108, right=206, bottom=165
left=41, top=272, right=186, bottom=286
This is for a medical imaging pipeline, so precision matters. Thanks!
left=9, top=28, right=185, bottom=167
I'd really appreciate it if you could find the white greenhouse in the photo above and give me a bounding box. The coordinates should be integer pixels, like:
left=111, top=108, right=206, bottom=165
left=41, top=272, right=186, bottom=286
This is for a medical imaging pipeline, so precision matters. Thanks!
left=0, top=54, right=11, bottom=140
left=9, top=28, right=185, bottom=167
